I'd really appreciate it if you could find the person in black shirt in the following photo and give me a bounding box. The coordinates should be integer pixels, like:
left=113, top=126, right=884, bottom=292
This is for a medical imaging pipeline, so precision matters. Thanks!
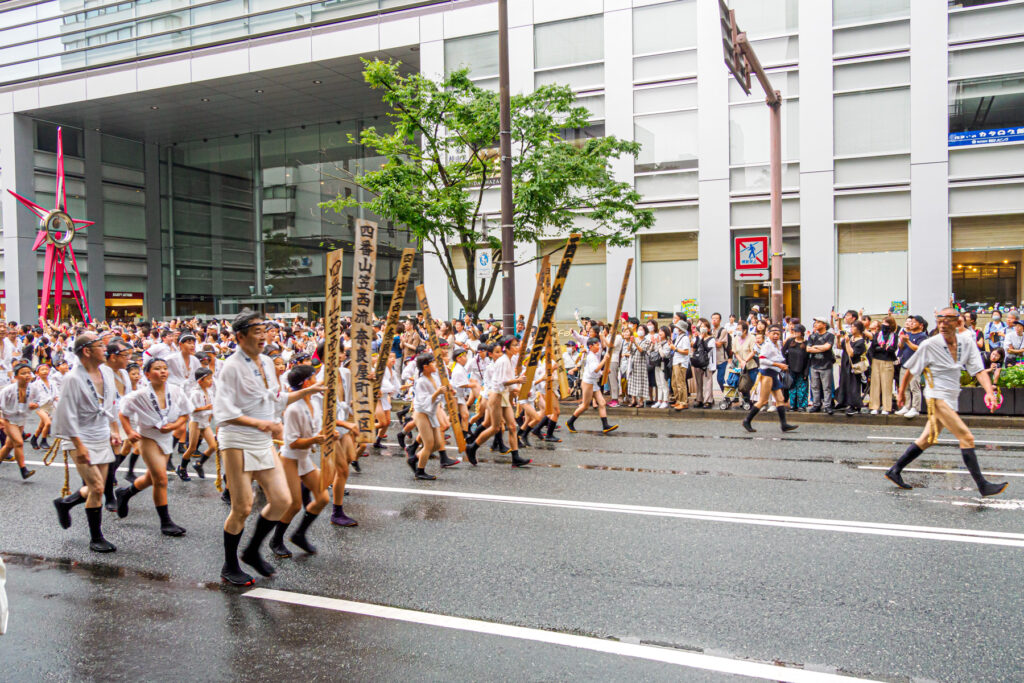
left=837, top=321, right=868, bottom=416
left=783, top=324, right=809, bottom=411
left=806, top=317, right=835, bottom=414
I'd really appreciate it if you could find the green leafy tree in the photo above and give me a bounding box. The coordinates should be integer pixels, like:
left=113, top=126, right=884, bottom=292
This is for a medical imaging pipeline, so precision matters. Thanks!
left=322, top=59, right=654, bottom=317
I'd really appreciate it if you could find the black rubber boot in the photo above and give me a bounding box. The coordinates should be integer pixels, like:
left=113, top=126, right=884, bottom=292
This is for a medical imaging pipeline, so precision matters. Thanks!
left=269, top=520, right=292, bottom=558
left=531, top=417, right=547, bottom=438
left=465, top=440, right=479, bottom=466
left=240, top=515, right=278, bottom=577
left=30, top=434, right=38, bottom=450
left=962, top=448, right=1008, bottom=497
left=439, top=450, right=461, bottom=468
left=39, top=437, right=50, bottom=450
left=125, top=452, right=139, bottom=483
left=518, top=426, right=532, bottom=447
left=156, top=504, right=186, bottom=536
left=85, top=507, right=116, bottom=553
left=511, top=450, right=532, bottom=468
left=742, top=404, right=759, bottom=432
left=414, top=467, right=437, bottom=480
left=777, top=407, right=798, bottom=432
left=54, top=490, right=85, bottom=529
left=397, top=430, right=407, bottom=450
left=543, top=418, right=561, bottom=442
left=114, top=482, right=140, bottom=519
left=601, top=417, right=618, bottom=434
left=103, top=461, right=118, bottom=510
left=221, top=530, right=255, bottom=586
left=194, top=454, right=209, bottom=479
left=566, top=416, right=578, bottom=433
left=20, top=466, right=35, bottom=479
left=886, top=443, right=922, bottom=489
left=290, top=511, right=319, bottom=554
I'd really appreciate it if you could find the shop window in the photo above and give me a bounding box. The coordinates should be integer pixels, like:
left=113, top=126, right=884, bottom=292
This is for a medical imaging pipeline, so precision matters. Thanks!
left=953, top=262, right=1017, bottom=309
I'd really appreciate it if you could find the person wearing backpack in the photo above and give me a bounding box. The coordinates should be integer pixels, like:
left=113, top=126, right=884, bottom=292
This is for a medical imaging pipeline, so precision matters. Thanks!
left=691, top=319, right=715, bottom=408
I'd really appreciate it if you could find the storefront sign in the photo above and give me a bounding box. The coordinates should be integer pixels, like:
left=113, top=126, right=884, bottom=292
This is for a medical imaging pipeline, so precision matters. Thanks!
left=351, top=219, right=378, bottom=445
left=949, top=127, right=1024, bottom=147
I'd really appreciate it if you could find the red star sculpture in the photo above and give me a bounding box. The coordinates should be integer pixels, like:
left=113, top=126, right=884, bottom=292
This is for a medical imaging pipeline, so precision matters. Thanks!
left=7, top=126, right=93, bottom=324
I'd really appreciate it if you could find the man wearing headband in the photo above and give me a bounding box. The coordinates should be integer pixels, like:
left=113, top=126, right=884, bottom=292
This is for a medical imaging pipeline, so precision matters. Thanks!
left=143, top=328, right=178, bottom=364
left=213, top=310, right=324, bottom=586
left=0, top=362, right=37, bottom=479
left=51, top=333, right=123, bottom=553
left=167, top=333, right=202, bottom=477
left=886, top=308, right=1008, bottom=497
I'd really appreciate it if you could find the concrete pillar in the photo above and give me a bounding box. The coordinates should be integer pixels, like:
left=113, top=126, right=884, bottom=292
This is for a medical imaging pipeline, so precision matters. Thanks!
left=144, top=143, right=163, bottom=319
left=798, top=0, right=836, bottom=320
left=696, top=0, right=731, bottom=318
left=0, top=114, right=38, bottom=324
left=84, top=129, right=106, bottom=320
left=909, top=0, right=950, bottom=315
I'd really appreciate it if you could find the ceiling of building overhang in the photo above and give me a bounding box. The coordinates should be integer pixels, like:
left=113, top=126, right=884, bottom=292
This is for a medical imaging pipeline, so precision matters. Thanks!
left=23, top=48, right=419, bottom=145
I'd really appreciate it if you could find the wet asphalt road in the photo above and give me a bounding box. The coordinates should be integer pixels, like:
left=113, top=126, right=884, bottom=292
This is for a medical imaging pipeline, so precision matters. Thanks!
left=2, top=414, right=1024, bottom=682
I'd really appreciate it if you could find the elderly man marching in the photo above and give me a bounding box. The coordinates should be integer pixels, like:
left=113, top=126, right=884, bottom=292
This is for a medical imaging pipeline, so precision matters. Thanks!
left=885, top=307, right=1008, bottom=497
left=213, top=310, right=323, bottom=586
left=51, top=333, right=124, bottom=553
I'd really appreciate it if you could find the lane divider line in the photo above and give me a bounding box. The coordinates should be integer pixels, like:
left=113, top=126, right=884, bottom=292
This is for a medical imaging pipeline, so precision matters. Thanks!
left=345, top=484, right=1024, bottom=547
left=245, top=588, right=872, bottom=683
left=858, top=465, right=1024, bottom=478
left=868, top=436, right=1024, bottom=447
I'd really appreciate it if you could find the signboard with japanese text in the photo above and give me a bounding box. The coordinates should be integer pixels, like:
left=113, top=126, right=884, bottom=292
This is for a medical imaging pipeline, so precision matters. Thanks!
left=475, top=249, right=493, bottom=279
left=735, top=236, right=769, bottom=270
left=319, top=248, right=344, bottom=491
left=373, top=248, right=416, bottom=403
left=351, top=219, right=378, bottom=445
left=949, top=127, right=1024, bottom=147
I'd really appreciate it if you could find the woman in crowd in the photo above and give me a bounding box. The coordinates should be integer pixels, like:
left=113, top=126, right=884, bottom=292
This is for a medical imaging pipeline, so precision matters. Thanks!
left=869, top=315, right=899, bottom=415
left=625, top=321, right=650, bottom=408
left=650, top=327, right=672, bottom=409
left=691, top=319, right=715, bottom=409
left=837, top=321, right=868, bottom=417
left=782, top=324, right=809, bottom=411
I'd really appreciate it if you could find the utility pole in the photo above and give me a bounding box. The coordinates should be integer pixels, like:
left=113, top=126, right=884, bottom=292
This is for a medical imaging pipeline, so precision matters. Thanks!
left=498, top=0, right=516, bottom=332
left=720, top=1, right=783, bottom=323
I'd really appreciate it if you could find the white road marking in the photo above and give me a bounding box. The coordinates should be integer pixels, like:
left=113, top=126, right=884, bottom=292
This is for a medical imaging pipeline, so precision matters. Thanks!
left=868, top=436, right=1024, bottom=447
left=859, top=465, right=1024, bottom=477
left=245, top=587, right=870, bottom=682
left=345, top=484, right=1024, bottom=547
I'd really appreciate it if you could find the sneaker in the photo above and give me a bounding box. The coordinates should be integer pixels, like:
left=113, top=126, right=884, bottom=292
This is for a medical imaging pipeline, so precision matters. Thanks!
left=894, top=406, right=909, bottom=416
left=881, top=411, right=890, bottom=416
left=904, top=408, right=920, bottom=419
left=607, top=400, right=619, bottom=408
left=870, top=409, right=879, bottom=415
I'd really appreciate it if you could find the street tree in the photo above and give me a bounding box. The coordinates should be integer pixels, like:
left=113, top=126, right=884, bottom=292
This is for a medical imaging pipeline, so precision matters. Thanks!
left=322, top=59, right=654, bottom=317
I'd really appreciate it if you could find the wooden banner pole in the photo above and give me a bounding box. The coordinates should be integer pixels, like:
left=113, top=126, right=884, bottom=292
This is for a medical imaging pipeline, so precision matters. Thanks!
left=373, top=248, right=416, bottom=402
left=518, top=234, right=580, bottom=402
left=319, top=248, right=344, bottom=492
left=601, top=257, right=633, bottom=387
left=351, top=219, right=378, bottom=445
left=543, top=266, right=556, bottom=409
left=415, top=284, right=467, bottom=454
left=514, top=254, right=550, bottom=377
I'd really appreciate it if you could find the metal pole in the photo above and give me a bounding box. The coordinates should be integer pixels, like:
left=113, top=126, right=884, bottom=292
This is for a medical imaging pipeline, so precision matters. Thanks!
left=498, top=0, right=516, bottom=332
left=167, top=146, right=176, bottom=318
left=769, top=93, right=783, bottom=322
left=253, top=133, right=265, bottom=316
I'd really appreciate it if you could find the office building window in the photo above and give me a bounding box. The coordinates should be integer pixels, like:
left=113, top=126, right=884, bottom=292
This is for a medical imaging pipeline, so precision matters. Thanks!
left=535, top=14, right=603, bottom=90
left=833, top=0, right=910, bottom=26
left=834, top=88, right=910, bottom=157
left=949, top=74, right=1024, bottom=135
left=632, top=0, right=696, bottom=82
left=445, top=32, right=499, bottom=84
